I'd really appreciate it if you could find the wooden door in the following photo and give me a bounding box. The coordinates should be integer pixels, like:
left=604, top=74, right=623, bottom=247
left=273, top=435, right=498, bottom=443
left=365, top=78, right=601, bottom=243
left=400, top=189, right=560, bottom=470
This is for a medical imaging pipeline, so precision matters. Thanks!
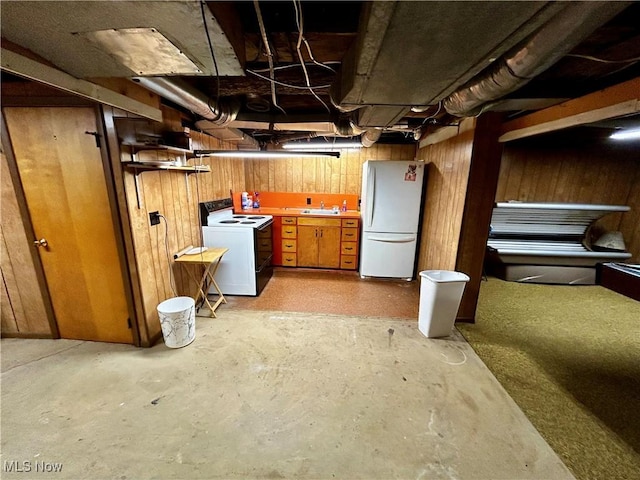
left=3, top=107, right=132, bottom=343
left=318, top=227, right=341, bottom=268
left=1, top=151, right=53, bottom=336
left=297, top=225, right=319, bottom=267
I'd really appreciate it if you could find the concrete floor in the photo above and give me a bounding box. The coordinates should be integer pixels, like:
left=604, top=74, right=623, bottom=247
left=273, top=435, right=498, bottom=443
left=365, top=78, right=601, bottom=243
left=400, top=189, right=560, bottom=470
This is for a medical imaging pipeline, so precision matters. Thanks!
left=1, top=308, right=573, bottom=479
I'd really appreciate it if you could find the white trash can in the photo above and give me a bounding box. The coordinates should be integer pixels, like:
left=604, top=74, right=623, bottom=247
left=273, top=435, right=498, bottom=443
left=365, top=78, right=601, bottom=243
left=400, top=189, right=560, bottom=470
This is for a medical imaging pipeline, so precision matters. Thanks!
left=418, top=270, right=470, bottom=338
left=157, top=296, right=196, bottom=348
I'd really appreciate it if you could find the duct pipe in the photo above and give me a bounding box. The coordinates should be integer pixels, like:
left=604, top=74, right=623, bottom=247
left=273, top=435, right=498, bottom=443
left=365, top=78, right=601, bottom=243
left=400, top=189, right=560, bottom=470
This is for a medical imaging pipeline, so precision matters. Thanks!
left=361, top=128, right=382, bottom=147
left=133, top=76, right=239, bottom=126
left=443, top=1, right=629, bottom=117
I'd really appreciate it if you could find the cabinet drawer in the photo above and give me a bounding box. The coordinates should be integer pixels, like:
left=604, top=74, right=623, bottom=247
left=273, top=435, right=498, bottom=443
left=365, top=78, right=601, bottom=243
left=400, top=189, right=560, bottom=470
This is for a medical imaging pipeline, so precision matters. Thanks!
left=281, top=239, right=297, bottom=252
left=340, top=256, right=357, bottom=270
left=298, top=217, right=341, bottom=227
left=282, top=226, right=297, bottom=238
left=341, top=218, right=359, bottom=228
left=282, top=216, right=297, bottom=225
left=282, top=252, right=297, bottom=266
left=341, top=228, right=359, bottom=242
left=341, top=241, right=358, bottom=255
left=258, top=238, right=272, bottom=251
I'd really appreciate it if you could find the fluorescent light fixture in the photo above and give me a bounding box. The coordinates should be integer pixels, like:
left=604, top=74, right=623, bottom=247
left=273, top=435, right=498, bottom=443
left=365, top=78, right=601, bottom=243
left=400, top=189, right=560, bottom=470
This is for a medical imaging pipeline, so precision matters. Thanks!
left=82, top=28, right=202, bottom=76
left=194, top=150, right=340, bottom=158
left=610, top=128, right=640, bottom=141
left=282, top=141, right=362, bottom=151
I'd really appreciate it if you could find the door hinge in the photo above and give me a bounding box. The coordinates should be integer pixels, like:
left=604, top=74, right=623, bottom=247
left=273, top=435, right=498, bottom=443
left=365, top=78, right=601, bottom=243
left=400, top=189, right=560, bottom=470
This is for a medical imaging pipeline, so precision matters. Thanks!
left=127, top=318, right=132, bottom=329
left=85, top=131, right=101, bottom=148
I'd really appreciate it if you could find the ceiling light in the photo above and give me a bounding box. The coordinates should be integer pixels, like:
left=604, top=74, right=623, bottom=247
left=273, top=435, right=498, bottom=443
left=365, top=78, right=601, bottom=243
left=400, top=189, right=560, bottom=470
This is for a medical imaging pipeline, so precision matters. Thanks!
left=282, top=142, right=362, bottom=151
left=81, top=28, right=202, bottom=76
left=194, top=150, right=340, bottom=159
left=610, top=128, right=640, bottom=140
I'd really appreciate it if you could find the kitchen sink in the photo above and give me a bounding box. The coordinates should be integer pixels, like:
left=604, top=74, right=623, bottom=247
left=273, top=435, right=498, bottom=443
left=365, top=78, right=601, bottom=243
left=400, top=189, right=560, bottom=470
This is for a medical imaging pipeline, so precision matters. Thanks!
left=301, top=208, right=340, bottom=215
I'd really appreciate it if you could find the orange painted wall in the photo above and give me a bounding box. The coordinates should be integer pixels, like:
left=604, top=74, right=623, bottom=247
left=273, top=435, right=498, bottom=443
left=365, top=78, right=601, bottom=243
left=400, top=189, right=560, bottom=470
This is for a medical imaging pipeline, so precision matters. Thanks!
left=231, top=191, right=360, bottom=211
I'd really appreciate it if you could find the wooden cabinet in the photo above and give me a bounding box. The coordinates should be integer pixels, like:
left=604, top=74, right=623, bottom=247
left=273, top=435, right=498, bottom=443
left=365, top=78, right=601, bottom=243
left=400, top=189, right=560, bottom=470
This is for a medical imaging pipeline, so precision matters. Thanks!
left=280, top=218, right=298, bottom=267
left=297, top=217, right=341, bottom=268
left=340, top=218, right=360, bottom=270
left=271, top=215, right=360, bottom=270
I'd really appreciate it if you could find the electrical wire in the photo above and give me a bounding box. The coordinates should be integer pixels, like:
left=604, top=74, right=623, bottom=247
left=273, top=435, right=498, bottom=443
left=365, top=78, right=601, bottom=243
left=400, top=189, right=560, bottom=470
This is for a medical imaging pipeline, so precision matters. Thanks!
left=246, top=69, right=331, bottom=90
left=290, top=0, right=335, bottom=75
left=254, top=0, right=287, bottom=115
left=292, top=0, right=330, bottom=112
left=200, top=1, right=222, bottom=121
left=303, top=38, right=336, bottom=73
left=420, top=100, right=443, bottom=126
left=566, top=53, right=640, bottom=64
left=158, top=214, right=178, bottom=297
left=252, top=61, right=341, bottom=73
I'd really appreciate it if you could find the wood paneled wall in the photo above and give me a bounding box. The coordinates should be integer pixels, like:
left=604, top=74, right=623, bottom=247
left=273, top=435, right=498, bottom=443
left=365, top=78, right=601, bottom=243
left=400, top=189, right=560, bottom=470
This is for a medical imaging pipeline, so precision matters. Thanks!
left=498, top=133, right=640, bottom=261
left=416, top=129, right=475, bottom=272
left=244, top=144, right=416, bottom=194
left=113, top=107, right=246, bottom=345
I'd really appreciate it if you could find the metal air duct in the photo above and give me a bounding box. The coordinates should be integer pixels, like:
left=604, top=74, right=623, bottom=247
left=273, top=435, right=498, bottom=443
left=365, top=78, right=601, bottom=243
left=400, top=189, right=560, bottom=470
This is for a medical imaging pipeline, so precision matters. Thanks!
left=443, top=1, right=630, bottom=117
left=133, top=76, right=239, bottom=126
left=360, top=129, right=382, bottom=147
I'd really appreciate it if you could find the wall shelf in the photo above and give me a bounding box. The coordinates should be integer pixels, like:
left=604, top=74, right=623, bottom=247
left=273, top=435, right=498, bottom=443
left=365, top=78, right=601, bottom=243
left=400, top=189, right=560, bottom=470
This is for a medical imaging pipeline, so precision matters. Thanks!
left=122, top=143, right=195, bottom=163
left=123, top=162, right=210, bottom=174
left=122, top=162, right=210, bottom=209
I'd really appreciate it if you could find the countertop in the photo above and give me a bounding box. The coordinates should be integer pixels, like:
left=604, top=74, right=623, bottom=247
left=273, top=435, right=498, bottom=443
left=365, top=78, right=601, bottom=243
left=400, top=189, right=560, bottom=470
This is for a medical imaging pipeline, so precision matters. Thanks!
left=234, top=207, right=361, bottom=219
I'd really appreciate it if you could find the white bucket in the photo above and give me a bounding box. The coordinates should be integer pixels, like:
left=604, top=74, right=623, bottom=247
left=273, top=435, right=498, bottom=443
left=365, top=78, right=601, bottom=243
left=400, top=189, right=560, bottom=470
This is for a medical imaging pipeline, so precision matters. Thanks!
left=157, top=296, right=196, bottom=348
left=418, top=270, right=470, bottom=338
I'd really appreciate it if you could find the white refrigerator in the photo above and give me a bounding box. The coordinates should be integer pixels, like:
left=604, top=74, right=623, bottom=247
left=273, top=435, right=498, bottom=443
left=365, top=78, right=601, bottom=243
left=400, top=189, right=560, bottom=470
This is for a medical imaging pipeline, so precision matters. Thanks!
left=359, top=160, right=425, bottom=279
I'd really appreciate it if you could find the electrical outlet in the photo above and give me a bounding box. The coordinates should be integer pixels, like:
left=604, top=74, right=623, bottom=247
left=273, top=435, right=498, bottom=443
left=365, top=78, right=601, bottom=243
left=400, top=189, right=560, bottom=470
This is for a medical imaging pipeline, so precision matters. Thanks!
left=149, top=211, right=160, bottom=226
left=306, top=197, right=311, bottom=205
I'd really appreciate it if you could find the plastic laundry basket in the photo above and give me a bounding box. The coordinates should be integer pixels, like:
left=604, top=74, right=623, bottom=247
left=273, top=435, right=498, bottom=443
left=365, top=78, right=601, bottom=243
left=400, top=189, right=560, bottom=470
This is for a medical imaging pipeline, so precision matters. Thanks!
left=418, top=270, right=470, bottom=338
left=157, top=296, right=196, bottom=348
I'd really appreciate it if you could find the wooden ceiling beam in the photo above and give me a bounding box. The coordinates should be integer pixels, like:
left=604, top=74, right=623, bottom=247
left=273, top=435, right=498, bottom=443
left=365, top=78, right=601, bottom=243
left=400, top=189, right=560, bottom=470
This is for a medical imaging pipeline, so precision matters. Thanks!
left=1, top=48, right=162, bottom=122
left=500, top=76, right=640, bottom=142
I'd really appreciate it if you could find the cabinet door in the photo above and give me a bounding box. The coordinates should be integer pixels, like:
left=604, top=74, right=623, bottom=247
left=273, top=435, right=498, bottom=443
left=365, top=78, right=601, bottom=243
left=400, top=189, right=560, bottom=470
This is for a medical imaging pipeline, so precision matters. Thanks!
left=297, top=225, right=319, bottom=267
left=318, top=227, right=341, bottom=268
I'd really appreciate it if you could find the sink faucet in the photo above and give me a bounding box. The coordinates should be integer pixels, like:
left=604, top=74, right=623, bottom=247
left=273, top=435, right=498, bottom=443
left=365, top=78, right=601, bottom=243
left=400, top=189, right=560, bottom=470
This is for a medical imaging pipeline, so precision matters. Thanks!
left=320, top=200, right=324, bottom=209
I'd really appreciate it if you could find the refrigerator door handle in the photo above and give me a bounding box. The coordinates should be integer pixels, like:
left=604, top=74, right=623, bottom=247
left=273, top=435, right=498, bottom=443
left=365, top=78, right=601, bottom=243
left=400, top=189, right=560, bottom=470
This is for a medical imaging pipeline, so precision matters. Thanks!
left=369, top=235, right=415, bottom=243
left=367, top=166, right=375, bottom=228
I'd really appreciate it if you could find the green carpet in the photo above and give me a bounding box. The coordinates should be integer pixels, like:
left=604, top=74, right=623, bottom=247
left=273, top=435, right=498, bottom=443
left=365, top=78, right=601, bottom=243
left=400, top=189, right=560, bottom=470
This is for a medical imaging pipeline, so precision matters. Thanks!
left=457, top=277, right=640, bottom=480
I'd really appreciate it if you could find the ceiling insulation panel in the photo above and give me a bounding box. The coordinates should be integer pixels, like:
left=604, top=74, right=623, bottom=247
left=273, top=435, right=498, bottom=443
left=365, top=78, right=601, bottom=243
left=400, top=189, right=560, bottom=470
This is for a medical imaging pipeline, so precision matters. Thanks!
left=0, top=1, right=243, bottom=78
left=335, top=1, right=567, bottom=109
